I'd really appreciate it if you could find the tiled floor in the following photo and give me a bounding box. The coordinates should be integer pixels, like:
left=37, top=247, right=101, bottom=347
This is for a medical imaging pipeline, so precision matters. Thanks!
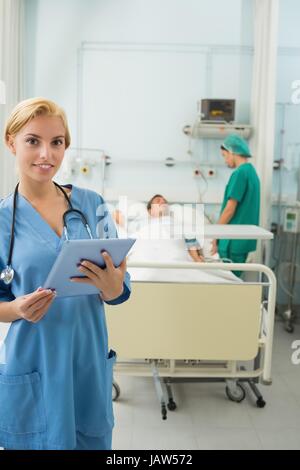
left=112, top=319, right=300, bottom=450
left=0, top=318, right=299, bottom=450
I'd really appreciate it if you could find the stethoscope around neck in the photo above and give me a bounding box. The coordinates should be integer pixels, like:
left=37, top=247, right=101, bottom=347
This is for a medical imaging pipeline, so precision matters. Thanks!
left=0, top=181, right=93, bottom=285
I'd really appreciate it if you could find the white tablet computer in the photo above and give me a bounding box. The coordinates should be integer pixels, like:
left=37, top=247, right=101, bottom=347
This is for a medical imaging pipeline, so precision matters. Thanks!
left=43, top=238, right=135, bottom=298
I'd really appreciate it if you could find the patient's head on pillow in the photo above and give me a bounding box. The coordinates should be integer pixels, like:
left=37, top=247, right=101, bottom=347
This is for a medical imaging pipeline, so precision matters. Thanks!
left=147, top=194, right=169, bottom=218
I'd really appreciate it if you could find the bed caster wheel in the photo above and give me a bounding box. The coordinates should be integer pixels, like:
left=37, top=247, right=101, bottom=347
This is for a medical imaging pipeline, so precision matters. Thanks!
left=225, top=383, right=246, bottom=403
left=256, top=397, right=266, bottom=408
left=285, top=324, right=294, bottom=334
left=112, top=382, right=120, bottom=401
left=167, top=399, right=177, bottom=411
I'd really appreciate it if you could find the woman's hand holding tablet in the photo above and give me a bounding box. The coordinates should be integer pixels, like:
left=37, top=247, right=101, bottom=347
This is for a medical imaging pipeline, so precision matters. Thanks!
left=71, top=251, right=126, bottom=301
left=43, top=238, right=135, bottom=298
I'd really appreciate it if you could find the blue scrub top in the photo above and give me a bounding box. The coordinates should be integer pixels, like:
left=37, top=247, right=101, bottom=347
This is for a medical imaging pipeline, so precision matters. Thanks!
left=0, top=185, right=131, bottom=450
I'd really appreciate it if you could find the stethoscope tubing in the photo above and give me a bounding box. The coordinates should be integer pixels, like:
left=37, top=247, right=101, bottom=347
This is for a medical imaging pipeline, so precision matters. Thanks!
left=0, top=182, right=93, bottom=285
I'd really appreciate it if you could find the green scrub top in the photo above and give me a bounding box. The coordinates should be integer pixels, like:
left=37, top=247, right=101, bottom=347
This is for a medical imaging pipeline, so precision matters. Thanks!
left=218, top=162, right=260, bottom=255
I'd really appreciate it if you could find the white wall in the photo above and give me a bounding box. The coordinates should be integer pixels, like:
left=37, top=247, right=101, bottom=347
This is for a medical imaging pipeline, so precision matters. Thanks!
left=24, top=0, right=254, bottom=207
left=273, top=0, right=300, bottom=204
left=278, top=0, right=300, bottom=48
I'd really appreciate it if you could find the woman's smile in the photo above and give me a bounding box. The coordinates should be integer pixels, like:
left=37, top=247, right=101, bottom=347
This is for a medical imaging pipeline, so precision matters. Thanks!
left=32, top=163, right=55, bottom=172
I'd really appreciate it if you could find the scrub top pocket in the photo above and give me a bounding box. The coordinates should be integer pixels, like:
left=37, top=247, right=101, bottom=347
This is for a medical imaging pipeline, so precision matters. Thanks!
left=0, top=371, right=46, bottom=434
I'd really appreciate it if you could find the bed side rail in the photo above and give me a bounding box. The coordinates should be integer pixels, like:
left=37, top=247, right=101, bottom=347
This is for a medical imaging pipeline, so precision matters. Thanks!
left=127, top=261, right=276, bottom=384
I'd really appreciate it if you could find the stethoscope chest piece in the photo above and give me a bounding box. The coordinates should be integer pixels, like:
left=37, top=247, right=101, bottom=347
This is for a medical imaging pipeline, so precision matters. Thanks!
left=0, top=265, right=15, bottom=285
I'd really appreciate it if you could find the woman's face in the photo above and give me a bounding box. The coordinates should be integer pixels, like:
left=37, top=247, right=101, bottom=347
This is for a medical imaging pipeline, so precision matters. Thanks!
left=149, top=196, right=169, bottom=218
left=7, top=114, right=66, bottom=183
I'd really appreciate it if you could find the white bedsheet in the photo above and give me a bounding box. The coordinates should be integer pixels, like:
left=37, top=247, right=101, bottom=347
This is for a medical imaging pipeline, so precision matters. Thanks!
left=128, top=238, right=241, bottom=284
left=128, top=267, right=242, bottom=283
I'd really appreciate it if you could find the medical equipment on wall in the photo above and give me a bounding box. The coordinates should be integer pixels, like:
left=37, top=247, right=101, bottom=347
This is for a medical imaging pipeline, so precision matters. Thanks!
left=183, top=99, right=252, bottom=139
left=271, top=139, right=300, bottom=333
left=200, top=99, right=236, bottom=123
left=80, top=164, right=91, bottom=175
left=61, top=148, right=107, bottom=179
left=183, top=121, right=252, bottom=139
left=283, top=207, right=300, bottom=233
left=58, top=148, right=109, bottom=196
left=0, top=182, right=93, bottom=285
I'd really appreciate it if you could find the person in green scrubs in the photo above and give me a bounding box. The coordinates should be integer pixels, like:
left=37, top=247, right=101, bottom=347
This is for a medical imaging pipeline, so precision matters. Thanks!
left=211, top=134, right=260, bottom=277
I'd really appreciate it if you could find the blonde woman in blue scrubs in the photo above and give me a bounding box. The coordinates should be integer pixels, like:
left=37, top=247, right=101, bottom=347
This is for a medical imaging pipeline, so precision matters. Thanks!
left=0, top=98, right=131, bottom=450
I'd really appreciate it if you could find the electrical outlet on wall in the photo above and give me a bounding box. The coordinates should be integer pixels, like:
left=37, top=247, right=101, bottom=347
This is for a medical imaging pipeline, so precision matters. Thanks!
left=193, top=167, right=216, bottom=179
left=193, top=168, right=202, bottom=178
left=205, top=167, right=216, bottom=178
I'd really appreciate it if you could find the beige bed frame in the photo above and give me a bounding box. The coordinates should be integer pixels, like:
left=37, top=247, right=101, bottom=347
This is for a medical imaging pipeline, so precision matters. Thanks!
left=106, top=262, right=276, bottom=417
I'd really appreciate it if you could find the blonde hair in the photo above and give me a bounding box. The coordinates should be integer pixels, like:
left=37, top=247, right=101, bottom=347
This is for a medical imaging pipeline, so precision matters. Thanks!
left=4, top=97, right=71, bottom=148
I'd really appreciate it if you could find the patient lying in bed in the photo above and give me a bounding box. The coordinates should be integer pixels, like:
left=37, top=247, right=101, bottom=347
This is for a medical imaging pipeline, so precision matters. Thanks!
left=113, top=194, right=215, bottom=261
left=145, top=194, right=206, bottom=262
left=112, top=196, right=241, bottom=284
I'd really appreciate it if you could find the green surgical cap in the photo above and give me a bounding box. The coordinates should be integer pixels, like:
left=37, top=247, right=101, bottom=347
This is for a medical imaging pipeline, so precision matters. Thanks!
left=222, top=134, right=252, bottom=157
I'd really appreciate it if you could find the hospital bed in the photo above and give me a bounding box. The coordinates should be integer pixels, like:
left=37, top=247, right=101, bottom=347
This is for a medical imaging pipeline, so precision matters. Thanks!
left=106, top=259, right=276, bottom=420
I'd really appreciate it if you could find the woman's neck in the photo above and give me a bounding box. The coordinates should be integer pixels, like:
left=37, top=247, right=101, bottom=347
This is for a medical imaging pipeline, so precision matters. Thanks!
left=18, top=178, right=57, bottom=202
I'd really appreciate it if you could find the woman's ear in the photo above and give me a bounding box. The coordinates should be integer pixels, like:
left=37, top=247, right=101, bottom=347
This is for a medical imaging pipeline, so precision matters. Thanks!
left=6, top=135, right=16, bottom=154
